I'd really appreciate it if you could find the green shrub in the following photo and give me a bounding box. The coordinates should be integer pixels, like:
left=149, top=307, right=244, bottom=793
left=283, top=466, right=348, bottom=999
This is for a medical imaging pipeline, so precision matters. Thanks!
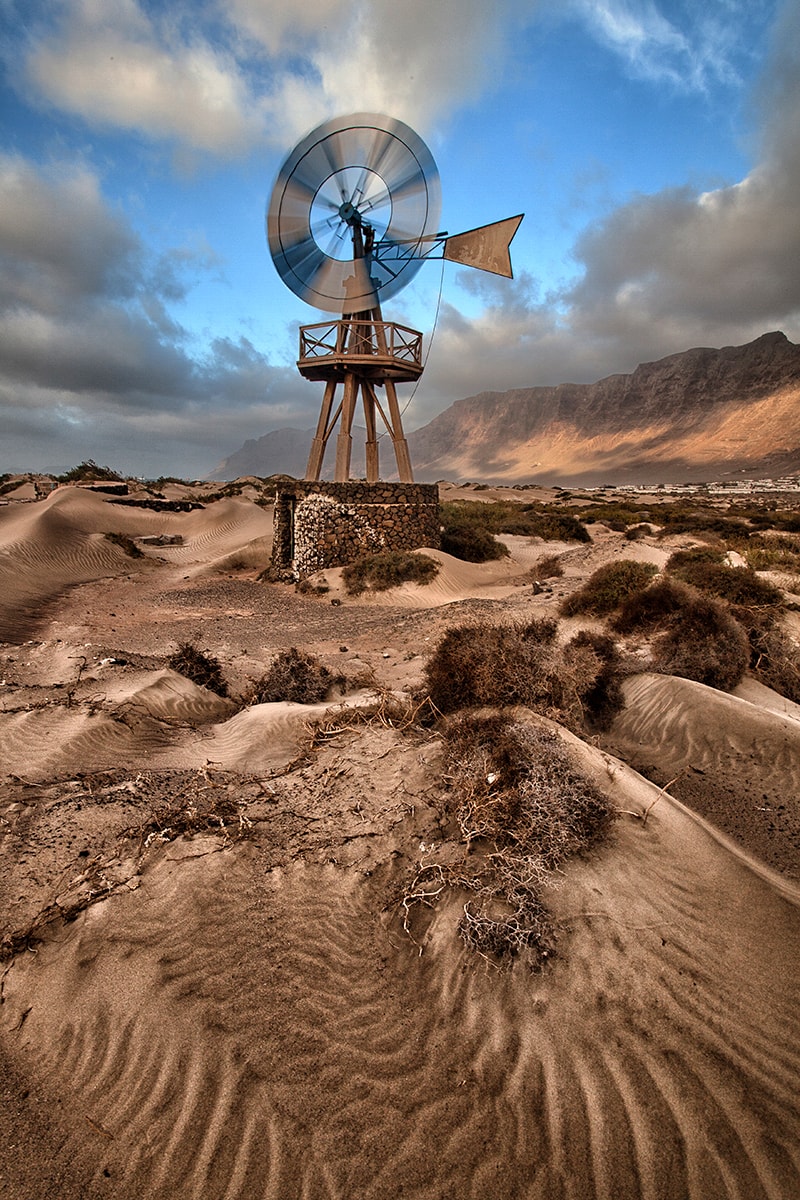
left=440, top=523, right=509, bottom=562
left=560, top=560, right=659, bottom=617
left=250, top=648, right=339, bottom=704
left=342, top=550, right=439, bottom=594
left=167, top=643, right=229, bottom=697
left=58, top=459, right=122, bottom=483
left=440, top=500, right=590, bottom=551
left=529, top=511, right=591, bottom=542
left=743, top=534, right=800, bottom=573
left=651, top=595, right=748, bottom=691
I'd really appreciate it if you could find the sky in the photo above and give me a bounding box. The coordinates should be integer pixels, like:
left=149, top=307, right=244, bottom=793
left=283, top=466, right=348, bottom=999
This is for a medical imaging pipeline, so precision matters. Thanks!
left=1, top=0, right=799, bottom=478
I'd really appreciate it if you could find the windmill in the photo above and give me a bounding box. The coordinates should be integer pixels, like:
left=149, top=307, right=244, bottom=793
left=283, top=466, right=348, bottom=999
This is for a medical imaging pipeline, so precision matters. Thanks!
left=267, top=113, right=522, bottom=483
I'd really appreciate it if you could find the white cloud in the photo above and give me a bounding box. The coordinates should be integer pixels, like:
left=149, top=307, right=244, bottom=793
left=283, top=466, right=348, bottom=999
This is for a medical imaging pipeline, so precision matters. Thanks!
left=17, top=0, right=527, bottom=158
left=24, top=0, right=263, bottom=156
left=570, top=0, right=761, bottom=90
left=412, top=0, right=800, bottom=405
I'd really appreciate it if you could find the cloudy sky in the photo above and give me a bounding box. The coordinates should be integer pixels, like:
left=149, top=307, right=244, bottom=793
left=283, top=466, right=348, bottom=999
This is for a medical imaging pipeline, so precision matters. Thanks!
left=1, top=0, right=798, bottom=477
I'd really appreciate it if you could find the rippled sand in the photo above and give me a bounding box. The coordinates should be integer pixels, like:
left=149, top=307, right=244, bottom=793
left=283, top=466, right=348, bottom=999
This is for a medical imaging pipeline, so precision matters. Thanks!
left=1, top=482, right=799, bottom=1199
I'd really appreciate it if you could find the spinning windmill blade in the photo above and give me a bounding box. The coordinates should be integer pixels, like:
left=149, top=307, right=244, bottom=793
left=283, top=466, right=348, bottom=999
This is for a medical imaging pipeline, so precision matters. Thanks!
left=267, top=113, right=523, bottom=315
left=267, top=113, right=442, bottom=314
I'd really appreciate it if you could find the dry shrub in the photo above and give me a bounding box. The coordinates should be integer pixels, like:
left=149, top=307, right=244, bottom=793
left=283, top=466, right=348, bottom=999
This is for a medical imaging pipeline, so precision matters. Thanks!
left=563, top=629, right=624, bottom=729
left=743, top=533, right=800, bottom=573
left=250, top=647, right=340, bottom=704
left=400, top=714, right=616, bottom=968
left=104, top=531, right=143, bottom=558
left=748, top=622, right=800, bottom=702
left=651, top=594, right=748, bottom=691
left=167, top=642, right=228, bottom=696
left=624, top=523, right=652, bottom=541
left=128, top=790, right=252, bottom=849
left=342, top=549, right=439, bottom=594
left=666, top=547, right=784, bottom=610
left=423, top=618, right=624, bottom=731
left=530, top=553, right=564, bottom=579
left=306, top=692, right=435, bottom=747
left=611, top=577, right=696, bottom=634
left=560, top=560, right=659, bottom=617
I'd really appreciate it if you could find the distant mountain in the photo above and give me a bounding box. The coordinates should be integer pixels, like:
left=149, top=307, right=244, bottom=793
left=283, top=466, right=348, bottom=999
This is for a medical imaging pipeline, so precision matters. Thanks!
left=211, top=332, right=800, bottom=485
left=208, top=426, right=367, bottom=482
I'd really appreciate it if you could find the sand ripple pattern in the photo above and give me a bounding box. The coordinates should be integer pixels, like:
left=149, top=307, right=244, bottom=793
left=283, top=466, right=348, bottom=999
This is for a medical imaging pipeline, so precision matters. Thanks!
left=3, top=761, right=799, bottom=1200
left=614, top=673, right=800, bottom=787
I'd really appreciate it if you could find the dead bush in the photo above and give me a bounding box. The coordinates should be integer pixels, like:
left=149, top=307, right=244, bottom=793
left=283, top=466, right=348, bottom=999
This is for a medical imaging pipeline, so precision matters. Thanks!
left=167, top=642, right=228, bottom=696
left=104, top=531, right=143, bottom=558
left=748, top=622, right=800, bottom=703
left=423, top=618, right=624, bottom=732
left=560, top=560, right=659, bottom=617
left=530, top=554, right=564, bottom=579
left=398, top=714, right=616, bottom=968
left=651, top=594, right=748, bottom=691
left=250, top=647, right=341, bottom=704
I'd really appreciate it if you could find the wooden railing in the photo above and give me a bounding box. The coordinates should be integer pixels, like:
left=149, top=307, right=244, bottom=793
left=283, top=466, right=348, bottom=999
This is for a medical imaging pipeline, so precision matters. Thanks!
left=298, top=320, right=423, bottom=369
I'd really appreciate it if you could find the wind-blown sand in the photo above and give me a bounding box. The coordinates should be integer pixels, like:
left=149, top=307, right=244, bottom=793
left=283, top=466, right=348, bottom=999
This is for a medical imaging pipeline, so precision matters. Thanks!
left=1, top=483, right=799, bottom=1199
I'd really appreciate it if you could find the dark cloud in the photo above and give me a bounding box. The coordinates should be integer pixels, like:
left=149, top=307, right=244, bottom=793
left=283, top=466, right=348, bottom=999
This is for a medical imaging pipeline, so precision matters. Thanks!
left=0, top=157, right=316, bottom=476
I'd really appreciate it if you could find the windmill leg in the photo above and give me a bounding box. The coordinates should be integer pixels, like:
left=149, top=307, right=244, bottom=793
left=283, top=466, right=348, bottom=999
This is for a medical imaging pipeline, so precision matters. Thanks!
left=335, top=373, right=358, bottom=482
left=305, top=379, right=337, bottom=481
left=362, top=381, right=379, bottom=482
left=384, top=379, right=414, bottom=482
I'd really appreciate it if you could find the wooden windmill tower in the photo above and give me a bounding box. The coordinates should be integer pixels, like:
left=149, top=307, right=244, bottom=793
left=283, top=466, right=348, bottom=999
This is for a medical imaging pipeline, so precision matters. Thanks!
left=267, top=113, right=522, bottom=485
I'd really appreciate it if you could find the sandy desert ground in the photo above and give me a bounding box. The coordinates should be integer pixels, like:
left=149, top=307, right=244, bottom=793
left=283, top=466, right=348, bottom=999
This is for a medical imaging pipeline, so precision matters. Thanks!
left=1, top=479, right=799, bottom=1199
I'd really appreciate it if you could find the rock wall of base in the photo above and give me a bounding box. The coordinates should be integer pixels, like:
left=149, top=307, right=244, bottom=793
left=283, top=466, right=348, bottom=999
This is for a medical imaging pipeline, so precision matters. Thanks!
left=272, top=481, right=440, bottom=577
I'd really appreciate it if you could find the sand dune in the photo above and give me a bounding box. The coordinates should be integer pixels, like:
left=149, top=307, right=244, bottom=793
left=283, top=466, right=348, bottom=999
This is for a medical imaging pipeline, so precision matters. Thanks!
left=0, top=489, right=273, bottom=642
left=609, top=673, right=800, bottom=875
left=2, top=728, right=798, bottom=1200
left=1, top=481, right=799, bottom=1199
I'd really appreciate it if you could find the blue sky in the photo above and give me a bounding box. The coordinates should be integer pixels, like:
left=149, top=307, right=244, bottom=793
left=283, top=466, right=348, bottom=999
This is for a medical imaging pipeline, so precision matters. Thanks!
left=1, top=0, right=798, bottom=477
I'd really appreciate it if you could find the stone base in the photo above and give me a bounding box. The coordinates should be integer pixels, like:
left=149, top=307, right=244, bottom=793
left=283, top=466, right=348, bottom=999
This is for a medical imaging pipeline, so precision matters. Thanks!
left=271, top=481, right=440, bottom=579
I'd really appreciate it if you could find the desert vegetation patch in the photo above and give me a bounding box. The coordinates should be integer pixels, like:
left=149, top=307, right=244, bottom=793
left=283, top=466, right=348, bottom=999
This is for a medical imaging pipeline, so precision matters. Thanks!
left=560, top=560, right=659, bottom=617
left=167, top=642, right=229, bottom=697
left=342, top=549, right=439, bottom=595
left=423, top=617, right=624, bottom=731
left=396, top=713, right=616, bottom=968
left=249, top=647, right=341, bottom=705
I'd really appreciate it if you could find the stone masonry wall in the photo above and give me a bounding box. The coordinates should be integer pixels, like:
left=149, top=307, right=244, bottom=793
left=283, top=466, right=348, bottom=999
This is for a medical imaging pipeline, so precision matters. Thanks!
left=272, top=481, right=440, bottom=578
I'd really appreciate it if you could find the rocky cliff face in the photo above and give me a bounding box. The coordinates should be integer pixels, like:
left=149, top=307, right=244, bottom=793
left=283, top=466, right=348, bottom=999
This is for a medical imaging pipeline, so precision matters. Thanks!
left=211, top=332, right=800, bottom=484
left=408, top=331, right=800, bottom=484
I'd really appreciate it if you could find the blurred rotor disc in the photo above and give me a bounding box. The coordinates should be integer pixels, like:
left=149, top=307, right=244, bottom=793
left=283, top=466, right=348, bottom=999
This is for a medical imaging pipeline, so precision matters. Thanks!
left=267, top=113, right=441, bottom=314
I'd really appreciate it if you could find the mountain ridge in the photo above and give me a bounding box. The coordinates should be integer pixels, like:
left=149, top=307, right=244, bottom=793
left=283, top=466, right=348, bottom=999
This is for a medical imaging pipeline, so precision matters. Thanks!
left=210, top=331, right=800, bottom=484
